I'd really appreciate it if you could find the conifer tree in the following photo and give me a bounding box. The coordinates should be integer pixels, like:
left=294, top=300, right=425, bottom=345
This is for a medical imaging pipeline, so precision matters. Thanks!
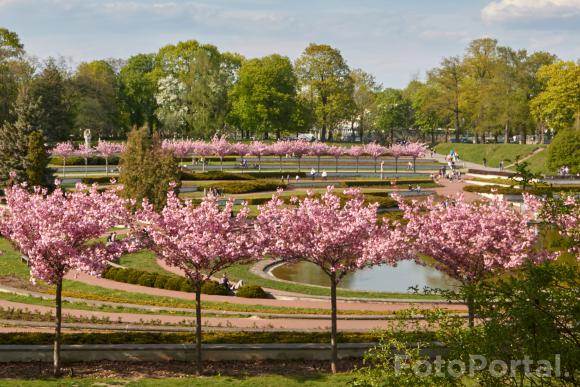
left=26, top=130, right=49, bottom=187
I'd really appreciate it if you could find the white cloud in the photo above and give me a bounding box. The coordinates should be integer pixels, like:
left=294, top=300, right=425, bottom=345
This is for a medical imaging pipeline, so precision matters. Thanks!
left=482, top=0, right=580, bottom=23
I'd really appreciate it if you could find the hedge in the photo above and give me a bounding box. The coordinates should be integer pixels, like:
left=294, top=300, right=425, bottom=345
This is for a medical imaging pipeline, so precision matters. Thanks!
left=50, top=155, right=120, bottom=166
left=245, top=171, right=307, bottom=179
left=235, top=285, right=268, bottom=299
left=343, top=179, right=433, bottom=187
left=463, top=185, right=580, bottom=195
left=81, top=176, right=118, bottom=184
left=202, top=180, right=286, bottom=194
left=180, top=170, right=255, bottom=181
left=102, top=266, right=259, bottom=296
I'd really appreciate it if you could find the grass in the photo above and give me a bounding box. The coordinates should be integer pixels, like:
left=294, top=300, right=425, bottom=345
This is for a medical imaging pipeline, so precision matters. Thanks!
left=118, top=250, right=177, bottom=276
left=523, top=147, right=552, bottom=175
left=0, top=375, right=355, bottom=386
left=434, top=143, right=544, bottom=168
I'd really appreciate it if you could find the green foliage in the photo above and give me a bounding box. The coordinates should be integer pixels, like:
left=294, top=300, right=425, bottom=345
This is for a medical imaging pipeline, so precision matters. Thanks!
left=127, top=269, right=144, bottom=284
left=179, top=278, right=195, bottom=292
left=119, top=127, right=181, bottom=211
left=202, top=180, right=286, bottom=194
left=373, top=88, right=414, bottom=143
left=434, top=143, right=542, bottom=168
left=180, top=170, right=255, bottom=181
left=25, top=131, right=49, bottom=187
left=163, top=277, right=183, bottom=291
left=463, top=184, right=579, bottom=195
left=547, top=129, right=580, bottom=174
left=113, top=268, right=130, bottom=283
left=235, top=285, right=268, bottom=299
left=153, top=275, right=168, bottom=289
left=49, top=155, right=120, bottom=166
left=201, top=280, right=230, bottom=295
left=81, top=176, right=117, bottom=184
left=118, top=53, right=157, bottom=130
left=137, top=273, right=158, bottom=288
left=511, top=160, right=542, bottom=190
left=342, top=179, right=432, bottom=187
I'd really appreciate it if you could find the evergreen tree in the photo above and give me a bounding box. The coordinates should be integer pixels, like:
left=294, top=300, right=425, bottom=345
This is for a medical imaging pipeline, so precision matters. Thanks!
left=0, top=85, right=43, bottom=184
left=26, top=130, right=49, bottom=187
left=119, top=127, right=180, bottom=211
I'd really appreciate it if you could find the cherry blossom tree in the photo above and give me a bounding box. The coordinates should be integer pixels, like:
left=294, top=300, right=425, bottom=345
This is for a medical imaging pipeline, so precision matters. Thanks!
left=255, top=187, right=385, bottom=373
left=308, top=141, right=329, bottom=173
left=247, top=141, right=269, bottom=171
left=387, top=143, right=407, bottom=175
left=397, top=194, right=546, bottom=325
left=135, top=190, right=257, bottom=374
left=76, top=144, right=94, bottom=177
left=192, top=140, right=212, bottom=172
left=210, top=134, right=231, bottom=171
left=363, top=143, right=387, bottom=173
left=96, top=140, right=124, bottom=176
left=50, top=142, right=75, bottom=178
left=348, top=145, right=365, bottom=173
left=327, top=145, right=345, bottom=173
left=270, top=140, right=292, bottom=172
left=0, top=179, right=130, bottom=375
left=287, top=140, right=310, bottom=172
left=404, top=142, right=429, bottom=173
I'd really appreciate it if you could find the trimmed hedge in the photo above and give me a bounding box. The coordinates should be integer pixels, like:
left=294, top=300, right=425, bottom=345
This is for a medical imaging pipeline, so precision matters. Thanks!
left=463, top=185, right=580, bottom=195
left=102, top=266, right=257, bottom=297
left=245, top=172, right=307, bottom=179
left=203, top=180, right=286, bottom=194
left=81, top=176, right=118, bottom=184
left=50, top=155, right=120, bottom=166
left=235, top=285, right=268, bottom=299
left=343, top=179, right=433, bottom=187
left=180, top=170, right=255, bottom=181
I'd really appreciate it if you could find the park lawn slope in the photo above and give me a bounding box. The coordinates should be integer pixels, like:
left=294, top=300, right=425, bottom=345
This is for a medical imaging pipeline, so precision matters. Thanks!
left=434, top=143, right=543, bottom=168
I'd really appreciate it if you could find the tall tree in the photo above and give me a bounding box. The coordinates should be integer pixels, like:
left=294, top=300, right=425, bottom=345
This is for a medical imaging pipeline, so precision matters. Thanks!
left=118, top=127, right=180, bottom=211
left=26, top=130, right=49, bottom=187
left=351, top=69, right=380, bottom=142
left=295, top=43, right=354, bottom=141
left=229, top=54, right=298, bottom=139
left=29, top=59, right=73, bottom=142
left=73, top=60, right=121, bottom=139
left=373, top=88, right=413, bottom=143
left=531, top=61, right=580, bottom=134
left=0, top=28, right=30, bottom=126
left=0, top=85, right=43, bottom=184
left=118, top=53, right=157, bottom=132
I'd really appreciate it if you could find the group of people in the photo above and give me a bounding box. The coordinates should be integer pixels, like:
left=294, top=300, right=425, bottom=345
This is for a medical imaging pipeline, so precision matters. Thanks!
left=203, top=187, right=224, bottom=197
left=559, top=165, right=571, bottom=177
left=219, top=272, right=244, bottom=293
left=309, top=168, right=328, bottom=180
left=435, top=165, right=462, bottom=182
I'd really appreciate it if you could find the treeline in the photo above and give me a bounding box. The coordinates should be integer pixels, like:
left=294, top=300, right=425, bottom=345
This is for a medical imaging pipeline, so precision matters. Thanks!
left=0, top=27, right=578, bottom=146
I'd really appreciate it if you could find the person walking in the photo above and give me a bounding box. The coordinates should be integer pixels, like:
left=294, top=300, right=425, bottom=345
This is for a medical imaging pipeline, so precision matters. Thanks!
left=310, top=168, right=316, bottom=180
left=499, top=160, right=504, bottom=171
left=483, top=157, right=487, bottom=168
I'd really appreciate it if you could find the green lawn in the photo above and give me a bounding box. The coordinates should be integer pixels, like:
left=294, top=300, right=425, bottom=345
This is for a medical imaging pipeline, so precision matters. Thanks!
left=434, top=143, right=544, bottom=168
left=523, top=147, right=552, bottom=174
left=0, top=375, right=355, bottom=386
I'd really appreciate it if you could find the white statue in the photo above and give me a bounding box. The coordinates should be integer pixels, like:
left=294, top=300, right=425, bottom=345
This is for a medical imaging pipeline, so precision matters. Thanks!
left=83, top=128, right=91, bottom=148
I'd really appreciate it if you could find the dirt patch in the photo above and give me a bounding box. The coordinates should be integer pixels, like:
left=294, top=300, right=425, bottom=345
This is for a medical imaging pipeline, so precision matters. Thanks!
left=0, top=276, right=48, bottom=292
left=0, top=359, right=361, bottom=379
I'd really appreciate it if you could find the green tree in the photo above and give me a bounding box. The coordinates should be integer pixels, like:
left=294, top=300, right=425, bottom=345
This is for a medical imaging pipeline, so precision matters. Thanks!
left=118, top=53, right=157, bottom=132
left=351, top=68, right=380, bottom=142
left=26, top=130, right=49, bottom=187
left=373, top=88, right=413, bottom=143
left=0, top=28, right=30, bottom=126
left=547, top=128, right=580, bottom=174
left=73, top=60, right=122, bottom=139
left=0, top=85, right=43, bottom=184
left=295, top=43, right=354, bottom=141
left=119, top=127, right=180, bottom=211
left=229, top=54, right=298, bottom=139
left=531, top=61, right=580, bottom=133
left=29, top=59, right=73, bottom=142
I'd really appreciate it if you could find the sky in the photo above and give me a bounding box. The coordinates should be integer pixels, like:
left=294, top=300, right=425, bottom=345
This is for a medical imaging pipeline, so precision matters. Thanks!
left=1, top=0, right=579, bottom=88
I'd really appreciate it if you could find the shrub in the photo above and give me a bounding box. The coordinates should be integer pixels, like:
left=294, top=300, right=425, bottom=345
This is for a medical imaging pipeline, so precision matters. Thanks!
left=343, top=179, right=432, bottom=187
left=201, top=280, right=229, bottom=295
left=127, top=269, right=144, bottom=284
left=203, top=180, right=286, bottom=194
left=179, top=278, right=195, bottom=292
left=153, top=275, right=168, bottom=289
left=81, top=176, right=117, bottom=184
left=49, top=155, right=120, bottom=166
left=101, top=266, right=118, bottom=279
left=235, top=285, right=268, bottom=299
left=138, top=273, right=157, bottom=288
left=113, top=269, right=130, bottom=283
left=245, top=171, right=307, bottom=179
left=180, top=170, right=255, bottom=181
left=164, top=277, right=183, bottom=291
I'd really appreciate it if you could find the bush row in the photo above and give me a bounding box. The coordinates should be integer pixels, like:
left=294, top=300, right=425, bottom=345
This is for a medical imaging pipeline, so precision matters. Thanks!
left=202, top=180, right=286, bottom=194
left=343, top=179, right=433, bottom=187
left=463, top=185, right=580, bottom=195
left=102, top=267, right=267, bottom=298
left=50, top=156, right=121, bottom=166
left=180, top=171, right=308, bottom=181
left=81, top=176, right=118, bottom=184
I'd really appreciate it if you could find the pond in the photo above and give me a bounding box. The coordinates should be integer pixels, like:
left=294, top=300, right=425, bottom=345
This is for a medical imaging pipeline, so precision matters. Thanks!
left=269, top=260, right=459, bottom=293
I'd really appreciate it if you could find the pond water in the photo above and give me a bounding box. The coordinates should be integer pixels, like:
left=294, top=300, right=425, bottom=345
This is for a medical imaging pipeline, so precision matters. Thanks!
left=270, top=260, right=459, bottom=293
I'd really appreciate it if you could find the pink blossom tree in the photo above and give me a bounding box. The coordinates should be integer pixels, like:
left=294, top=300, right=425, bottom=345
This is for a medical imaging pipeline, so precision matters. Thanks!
left=255, top=187, right=387, bottom=373
left=307, top=141, right=329, bottom=173
left=387, top=143, right=407, bottom=174
left=0, top=180, right=130, bottom=375
left=347, top=145, right=365, bottom=173
left=287, top=140, right=310, bottom=172
left=76, top=144, right=94, bottom=177
left=327, top=145, right=346, bottom=173
left=363, top=143, right=387, bottom=173
left=50, top=142, right=75, bottom=179
left=192, top=141, right=212, bottom=172
left=135, top=190, right=257, bottom=374
left=96, top=140, right=123, bottom=176
left=270, top=140, right=292, bottom=172
left=210, top=135, right=232, bottom=171
left=397, top=194, right=545, bottom=325
left=404, top=142, right=429, bottom=173
left=247, top=141, right=269, bottom=171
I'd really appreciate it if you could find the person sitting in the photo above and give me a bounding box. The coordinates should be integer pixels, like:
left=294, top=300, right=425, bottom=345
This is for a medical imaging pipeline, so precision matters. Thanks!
left=232, top=279, right=244, bottom=291
left=321, top=170, right=328, bottom=180
left=219, top=273, right=231, bottom=291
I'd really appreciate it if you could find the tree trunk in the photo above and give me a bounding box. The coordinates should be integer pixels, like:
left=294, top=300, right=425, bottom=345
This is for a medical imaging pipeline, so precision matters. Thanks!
left=279, top=156, right=283, bottom=172
left=504, top=121, right=509, bottom=144
left=220, top=157, right=223, bottom=171
left=53, top=277, right=63, bottom=376
left=335, top=157, right=339, bottom=173
left=297, top=157, right=301, bottom=173
left=467, top=294, right=474, bottom=328
left=84, top=158, right=88, bottom=177
left=330, top=272, right=338, bottom=374
left=413, top=157, right=417, bottom=174
left=62, top=158, right=66, bottom=179
left=258, top=156, right=261, bottom=172
left=202, top=158, right=206, bottom=172
left=356, top=157, right=359, bottom=173
left=395, top=157, right=398, bottom=174
left=454, top=105, right=460, bottom=141
left=374, top=157, right=377, bottom=173
left=431, top=129, right=435, bottom=145
left=317, top=156, right=321, bottom=173
left=105, top=158, right=109, bottom=177
left=321, top=124, right=327, bottom=142
left=195, top=283, right=203, bottom=375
